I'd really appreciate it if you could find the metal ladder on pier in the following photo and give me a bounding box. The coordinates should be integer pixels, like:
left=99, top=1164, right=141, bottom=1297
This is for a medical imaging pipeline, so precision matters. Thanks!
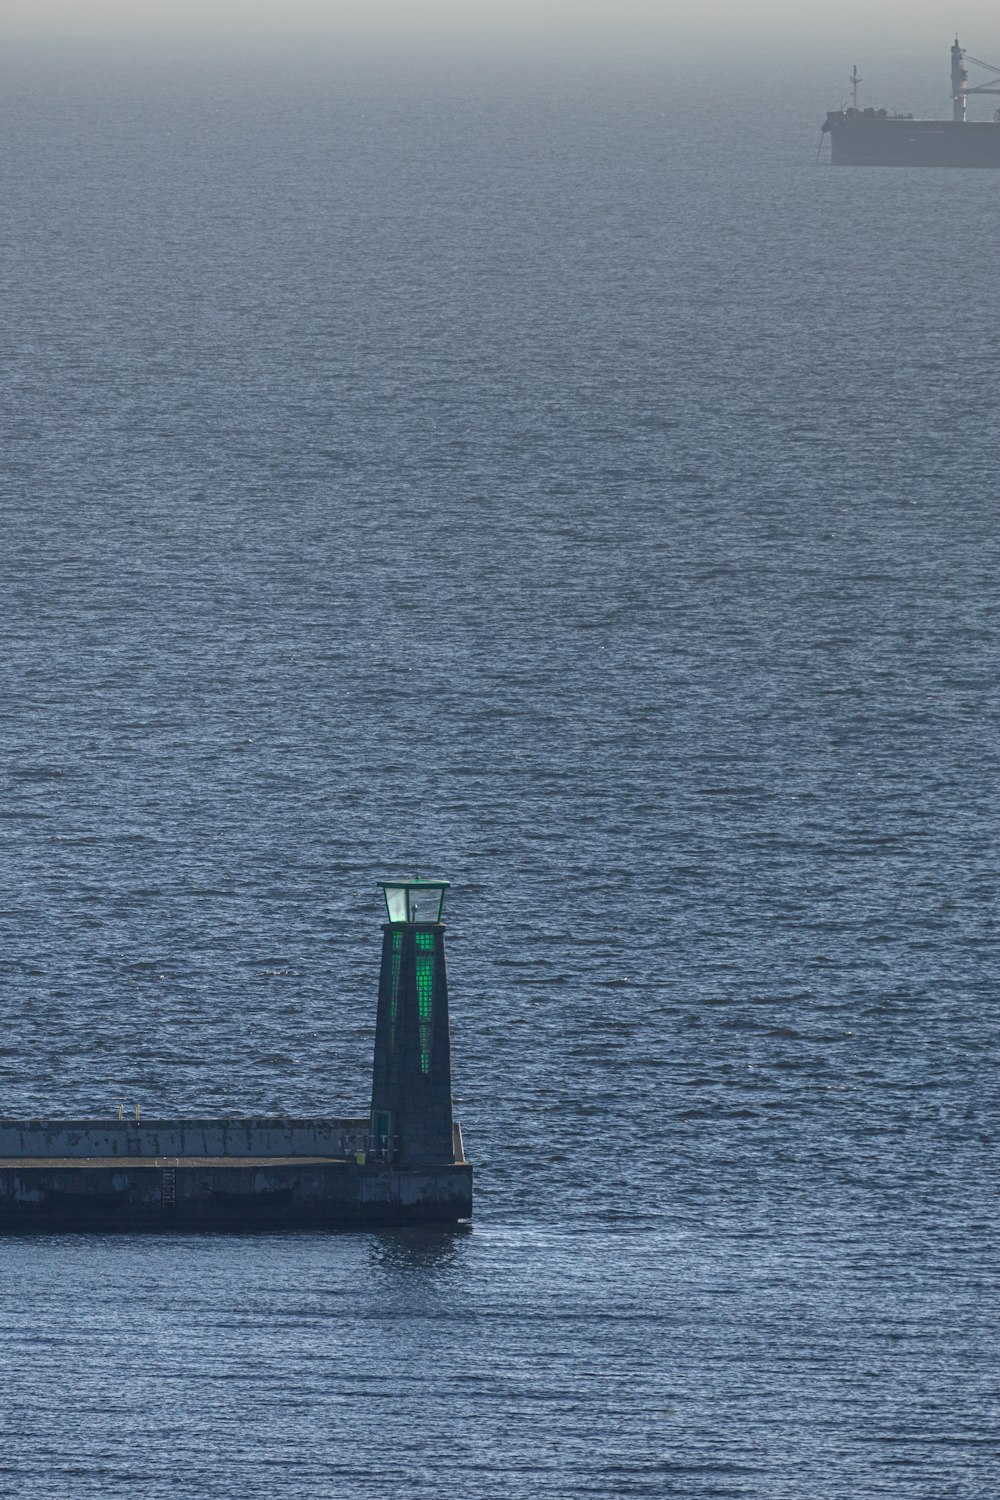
left=161, top=1166, right=177, bottom=1212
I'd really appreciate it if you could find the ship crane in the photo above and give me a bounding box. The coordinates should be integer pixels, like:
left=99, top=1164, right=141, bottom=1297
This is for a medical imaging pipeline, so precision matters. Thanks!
left=952, top=38, right=1000, bottom=123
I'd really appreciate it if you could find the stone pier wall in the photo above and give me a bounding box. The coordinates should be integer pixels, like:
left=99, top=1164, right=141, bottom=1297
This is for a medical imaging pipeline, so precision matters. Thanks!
left=0, top=1159, right=473, bottom=1231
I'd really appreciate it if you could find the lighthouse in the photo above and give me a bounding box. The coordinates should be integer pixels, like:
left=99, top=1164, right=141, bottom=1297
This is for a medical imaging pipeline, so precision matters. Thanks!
left=370, top=878, right=460, bottom=1169
left=0, top=873, right=472, bottom=1230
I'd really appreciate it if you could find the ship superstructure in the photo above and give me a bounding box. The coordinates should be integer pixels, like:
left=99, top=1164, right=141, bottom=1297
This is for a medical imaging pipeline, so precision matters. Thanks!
left=822, top=40, right=1000, bottom=166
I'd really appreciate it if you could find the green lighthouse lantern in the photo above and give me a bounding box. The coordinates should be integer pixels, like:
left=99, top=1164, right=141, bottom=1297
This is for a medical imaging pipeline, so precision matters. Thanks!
left=378, top=878, right=450, bottom=925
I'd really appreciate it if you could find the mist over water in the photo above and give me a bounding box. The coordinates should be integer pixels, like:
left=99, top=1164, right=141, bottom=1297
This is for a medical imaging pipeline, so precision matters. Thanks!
left=3, top=2, right=1000, bottom=52
left=0, top=43, right=997, bottom=1499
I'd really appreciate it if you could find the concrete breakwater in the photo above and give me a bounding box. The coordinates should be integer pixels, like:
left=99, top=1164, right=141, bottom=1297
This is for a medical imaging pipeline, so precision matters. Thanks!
left=0, top=1154, right=473, bottom=1231
left=0, top=879, right=473, bottom=1232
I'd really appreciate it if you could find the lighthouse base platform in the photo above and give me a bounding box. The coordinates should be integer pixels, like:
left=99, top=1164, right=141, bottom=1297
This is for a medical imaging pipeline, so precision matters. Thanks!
left=0, top=1117, right=473, bottom=1232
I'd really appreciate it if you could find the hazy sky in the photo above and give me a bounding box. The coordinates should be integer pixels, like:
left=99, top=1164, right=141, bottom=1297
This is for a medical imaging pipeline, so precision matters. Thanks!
left=3, top=1, right=999, bottom=52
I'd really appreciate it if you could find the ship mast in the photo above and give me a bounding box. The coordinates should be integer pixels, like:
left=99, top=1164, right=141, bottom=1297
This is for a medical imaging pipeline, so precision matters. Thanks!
left=952, top=39, right=1000, bottom=123
left=952, top=38, right=969, bottom=122
left=849, top=64, right=862, bottom=108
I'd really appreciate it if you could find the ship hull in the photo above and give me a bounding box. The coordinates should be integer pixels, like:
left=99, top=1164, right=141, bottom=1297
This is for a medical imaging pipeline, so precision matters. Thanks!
left=825, top=116, right=1000, bottom=167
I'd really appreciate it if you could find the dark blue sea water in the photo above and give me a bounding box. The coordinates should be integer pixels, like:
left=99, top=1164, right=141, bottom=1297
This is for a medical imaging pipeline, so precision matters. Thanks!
left=0, top=41, right=997, bottom=1498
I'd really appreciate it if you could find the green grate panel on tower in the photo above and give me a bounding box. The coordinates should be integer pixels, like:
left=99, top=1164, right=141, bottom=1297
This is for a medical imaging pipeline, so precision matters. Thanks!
left=389, top=930, right=403, bottom=1049
left=415, top=930, right=435, bottom=1074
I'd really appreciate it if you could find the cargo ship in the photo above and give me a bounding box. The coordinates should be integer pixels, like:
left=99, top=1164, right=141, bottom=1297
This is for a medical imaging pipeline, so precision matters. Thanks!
left=822, top=39, right=1000, bottom=166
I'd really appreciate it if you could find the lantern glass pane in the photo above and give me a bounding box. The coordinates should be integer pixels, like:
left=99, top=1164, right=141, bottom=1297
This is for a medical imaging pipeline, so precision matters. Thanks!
left=383, top=886, right=408, bottom=923
left=409, top=886, right=445, bottom=923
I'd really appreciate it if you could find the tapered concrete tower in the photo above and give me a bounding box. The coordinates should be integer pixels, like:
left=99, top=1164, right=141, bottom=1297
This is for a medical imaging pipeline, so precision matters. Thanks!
left=370, top=879, right=459, bottom=1168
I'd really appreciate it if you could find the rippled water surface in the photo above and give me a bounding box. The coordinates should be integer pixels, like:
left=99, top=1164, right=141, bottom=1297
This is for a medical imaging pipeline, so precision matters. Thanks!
left=0, top=42, right=997, bottom=1498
